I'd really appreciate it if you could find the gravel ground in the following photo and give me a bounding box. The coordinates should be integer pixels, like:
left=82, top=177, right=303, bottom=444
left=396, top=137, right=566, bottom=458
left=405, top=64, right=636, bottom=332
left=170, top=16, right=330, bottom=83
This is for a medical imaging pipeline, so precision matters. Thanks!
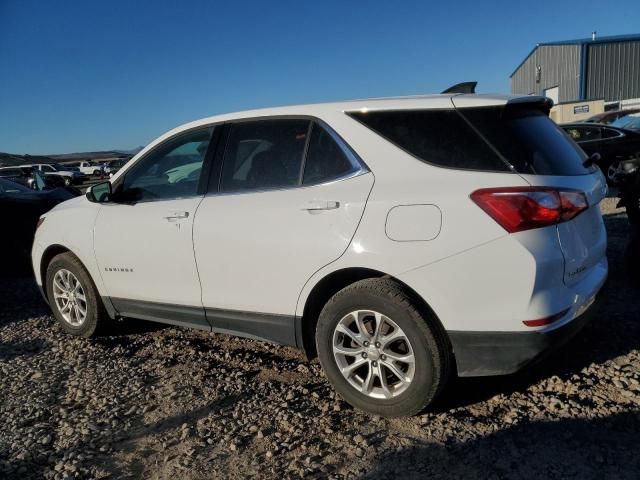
left=1, top=197, right=639, bottom=479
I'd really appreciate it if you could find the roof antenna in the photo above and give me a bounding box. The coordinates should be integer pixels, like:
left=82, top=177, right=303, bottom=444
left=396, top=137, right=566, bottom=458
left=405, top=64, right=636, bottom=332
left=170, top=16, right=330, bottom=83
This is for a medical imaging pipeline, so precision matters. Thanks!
left=441, top=81, right=477, bottom=94
left=592, top=31, right=597, bottom=41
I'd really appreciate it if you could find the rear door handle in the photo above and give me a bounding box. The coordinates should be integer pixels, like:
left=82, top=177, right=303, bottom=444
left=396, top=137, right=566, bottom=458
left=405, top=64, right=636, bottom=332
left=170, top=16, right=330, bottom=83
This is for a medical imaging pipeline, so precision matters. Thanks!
left=302, top=200, right=340, bottom=211
left=163, top=211, right=190, bottom=221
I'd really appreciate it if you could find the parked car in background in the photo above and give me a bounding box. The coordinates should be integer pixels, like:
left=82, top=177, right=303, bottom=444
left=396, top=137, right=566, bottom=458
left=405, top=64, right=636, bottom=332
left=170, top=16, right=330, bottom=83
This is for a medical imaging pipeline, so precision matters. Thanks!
left=0, top=165, right=68, bottom=189
left=610, top=113, right=640, bottom=131
left=102, top=159, right=128, bottom=177
left=0, top=177, right=78, bottom=263
left=25, top=163, right=87, bottom=186
left=33, top=92, right=607, bottom=417
left=561, top=123, right=640, bottom=178
left=0, top=166, right=36, bottom=188
left=584, top=108, right=640, bottom=125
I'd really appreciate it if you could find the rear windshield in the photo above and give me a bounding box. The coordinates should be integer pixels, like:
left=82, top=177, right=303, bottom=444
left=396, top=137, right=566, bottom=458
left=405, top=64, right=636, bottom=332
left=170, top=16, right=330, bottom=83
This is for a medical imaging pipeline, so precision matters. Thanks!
left=348, top=106, right=591, bottom=176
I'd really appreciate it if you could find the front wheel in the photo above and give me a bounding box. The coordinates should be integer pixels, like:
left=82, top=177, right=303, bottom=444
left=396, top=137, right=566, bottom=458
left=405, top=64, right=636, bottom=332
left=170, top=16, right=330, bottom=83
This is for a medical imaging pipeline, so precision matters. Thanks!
left=316, top=278, right=450, bottom=417
left=45, top=252, right=108, bottom=337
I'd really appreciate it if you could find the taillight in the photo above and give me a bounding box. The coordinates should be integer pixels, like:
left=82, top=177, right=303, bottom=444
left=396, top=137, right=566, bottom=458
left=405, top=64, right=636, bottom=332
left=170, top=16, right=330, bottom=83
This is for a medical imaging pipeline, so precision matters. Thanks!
left=523, top=307, right=570, bottom=327
left=470, top=187, right=588, bottom=233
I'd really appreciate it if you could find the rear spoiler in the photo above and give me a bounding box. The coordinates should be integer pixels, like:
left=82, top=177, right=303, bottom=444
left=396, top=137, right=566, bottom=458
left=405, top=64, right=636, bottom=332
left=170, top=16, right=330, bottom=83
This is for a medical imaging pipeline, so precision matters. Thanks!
left=506, top=96, right=554, bottom=114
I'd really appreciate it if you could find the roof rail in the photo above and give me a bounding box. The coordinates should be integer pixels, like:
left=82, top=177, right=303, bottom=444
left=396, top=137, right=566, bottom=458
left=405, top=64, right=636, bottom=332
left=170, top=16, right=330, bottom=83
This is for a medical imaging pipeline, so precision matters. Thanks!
left=441, top=81, right=477, bottom=94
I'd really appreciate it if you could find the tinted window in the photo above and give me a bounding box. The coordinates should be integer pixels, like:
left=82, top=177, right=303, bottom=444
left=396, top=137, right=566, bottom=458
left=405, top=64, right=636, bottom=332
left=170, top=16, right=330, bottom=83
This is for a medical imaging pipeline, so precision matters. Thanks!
left=221, top=119, right=310, bottom=192
left=459, top=106, right=590, bottom=176
left=348, top=109, right=510, bottom=172
left=563, top=126, right=601, bottom=142
left=122, top=127, right=212, bottom=201
left=601, top=128, right=622, bottom=139
left=303, top=123, right=358, bottom=184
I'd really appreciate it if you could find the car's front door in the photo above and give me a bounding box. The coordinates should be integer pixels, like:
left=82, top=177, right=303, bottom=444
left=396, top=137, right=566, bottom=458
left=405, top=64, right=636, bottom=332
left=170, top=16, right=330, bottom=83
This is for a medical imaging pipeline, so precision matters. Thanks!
left=193, top=119, right=374, bottom=344
left=93, top=126, right=216, bottom=329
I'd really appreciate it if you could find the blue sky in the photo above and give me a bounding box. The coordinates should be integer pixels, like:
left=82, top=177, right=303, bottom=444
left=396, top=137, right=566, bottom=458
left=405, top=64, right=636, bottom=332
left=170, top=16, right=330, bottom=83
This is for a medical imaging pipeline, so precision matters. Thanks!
left=1, top=0, right=639, bottom=155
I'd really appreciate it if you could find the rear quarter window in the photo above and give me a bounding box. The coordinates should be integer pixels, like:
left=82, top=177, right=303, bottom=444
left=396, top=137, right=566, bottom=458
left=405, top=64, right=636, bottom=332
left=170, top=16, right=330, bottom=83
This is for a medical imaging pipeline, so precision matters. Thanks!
left=348, top=109, right=510, bottom=172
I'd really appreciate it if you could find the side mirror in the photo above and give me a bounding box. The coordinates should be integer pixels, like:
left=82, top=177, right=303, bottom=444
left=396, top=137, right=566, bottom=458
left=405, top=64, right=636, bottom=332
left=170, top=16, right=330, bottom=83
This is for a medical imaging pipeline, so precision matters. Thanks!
left=86, top=181, right=112, bottom=203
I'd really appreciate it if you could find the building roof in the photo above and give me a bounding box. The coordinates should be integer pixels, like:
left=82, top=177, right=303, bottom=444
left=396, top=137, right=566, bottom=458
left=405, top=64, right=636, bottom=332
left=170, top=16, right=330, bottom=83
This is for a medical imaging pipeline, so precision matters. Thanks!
left=510, top=33, right=640, bottom=78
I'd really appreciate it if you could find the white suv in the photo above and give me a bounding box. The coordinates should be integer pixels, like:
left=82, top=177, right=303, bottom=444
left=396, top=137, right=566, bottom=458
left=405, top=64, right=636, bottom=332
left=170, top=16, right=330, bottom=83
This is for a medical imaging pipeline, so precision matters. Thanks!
left=32, top=93, right=608, bottom=416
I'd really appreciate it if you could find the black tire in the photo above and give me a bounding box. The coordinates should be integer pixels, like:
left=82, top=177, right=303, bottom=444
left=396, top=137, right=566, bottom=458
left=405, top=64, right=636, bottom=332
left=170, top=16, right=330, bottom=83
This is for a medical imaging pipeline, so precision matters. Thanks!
left=93, top=169, right=101, bottom=177
left=45, top=252, right=108, bottom=337
left=316, top=278, right=450, bottom=417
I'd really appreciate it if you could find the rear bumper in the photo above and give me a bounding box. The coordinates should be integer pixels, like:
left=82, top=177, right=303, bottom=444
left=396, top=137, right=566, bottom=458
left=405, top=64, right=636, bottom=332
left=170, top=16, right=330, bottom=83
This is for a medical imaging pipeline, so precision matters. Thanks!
left=449, top=285, right=604, bottom=377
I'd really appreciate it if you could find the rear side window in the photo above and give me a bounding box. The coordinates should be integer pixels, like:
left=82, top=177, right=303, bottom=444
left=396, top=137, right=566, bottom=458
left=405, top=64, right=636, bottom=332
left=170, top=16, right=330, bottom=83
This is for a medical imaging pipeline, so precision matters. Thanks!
left=349, top=109, right=510, bottom=172
left=459, top=107, right=590, bottom=175
left=302, top=123, right=359, bottom=185
left=563, top=126, right=601, bottom=142
left=350, top=106, right=591, bottom=176
left=220, top=119, right=310, bottom=192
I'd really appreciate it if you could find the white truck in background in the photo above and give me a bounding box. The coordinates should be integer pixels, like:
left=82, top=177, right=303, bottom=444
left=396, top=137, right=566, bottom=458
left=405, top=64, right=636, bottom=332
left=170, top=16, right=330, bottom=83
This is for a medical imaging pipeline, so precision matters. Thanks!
left=73, top=161, right=104, bottom=177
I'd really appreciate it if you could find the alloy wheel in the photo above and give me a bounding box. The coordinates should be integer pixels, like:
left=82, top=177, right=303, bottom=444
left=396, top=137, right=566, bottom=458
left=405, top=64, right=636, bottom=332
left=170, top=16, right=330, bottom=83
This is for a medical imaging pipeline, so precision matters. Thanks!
left=52, top=269, right=88, bottom=327
left=332, top=310, right=415, bottom=399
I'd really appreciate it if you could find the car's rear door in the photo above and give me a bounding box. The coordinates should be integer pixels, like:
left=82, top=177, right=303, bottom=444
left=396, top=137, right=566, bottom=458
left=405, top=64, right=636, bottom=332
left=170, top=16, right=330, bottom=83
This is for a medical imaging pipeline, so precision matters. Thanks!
left=193, top=118, right=373, bottom=344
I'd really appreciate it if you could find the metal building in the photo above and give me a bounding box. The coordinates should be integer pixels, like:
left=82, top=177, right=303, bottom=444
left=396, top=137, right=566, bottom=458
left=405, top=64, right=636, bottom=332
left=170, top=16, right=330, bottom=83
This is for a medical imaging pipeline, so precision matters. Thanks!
left=510, top=33, right=640, bottom=106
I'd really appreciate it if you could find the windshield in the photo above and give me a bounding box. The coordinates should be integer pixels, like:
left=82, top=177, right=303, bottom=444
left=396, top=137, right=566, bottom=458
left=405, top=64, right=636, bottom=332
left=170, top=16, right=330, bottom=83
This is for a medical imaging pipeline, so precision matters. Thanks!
left=0, top=178, right=32, bottom=193
left=611, top=114, right=640, bottom=130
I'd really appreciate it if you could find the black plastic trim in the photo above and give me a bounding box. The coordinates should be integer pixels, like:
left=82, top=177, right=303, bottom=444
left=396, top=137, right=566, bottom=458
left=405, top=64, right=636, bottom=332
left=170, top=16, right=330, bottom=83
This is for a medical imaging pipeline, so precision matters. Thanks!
left=206, top=307, right=297, bottom=346
left=109, top=297, right=210, bottom=331
left=104, top=297, right=297, bottom=346
left=449, top=306, right=595, bottom=377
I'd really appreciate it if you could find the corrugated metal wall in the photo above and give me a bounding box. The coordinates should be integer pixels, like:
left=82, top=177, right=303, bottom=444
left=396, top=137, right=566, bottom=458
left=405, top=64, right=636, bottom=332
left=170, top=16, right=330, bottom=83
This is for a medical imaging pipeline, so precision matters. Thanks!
left=511, top=45, right=581, bottom=102
left=586, top=41, right=640, bottom=102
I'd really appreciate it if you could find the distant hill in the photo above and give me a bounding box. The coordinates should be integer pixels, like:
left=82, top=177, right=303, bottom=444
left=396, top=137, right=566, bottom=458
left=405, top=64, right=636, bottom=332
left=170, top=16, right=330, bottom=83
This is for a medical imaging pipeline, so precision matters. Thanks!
left=0, top=148, right=142, bottom=167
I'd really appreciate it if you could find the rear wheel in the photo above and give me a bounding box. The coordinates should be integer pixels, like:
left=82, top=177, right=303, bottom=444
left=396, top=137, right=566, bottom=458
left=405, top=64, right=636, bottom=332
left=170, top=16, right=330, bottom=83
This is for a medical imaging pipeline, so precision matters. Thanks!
left=316, top=278, right=450, bottom=417
left=45, top=253, right=108, bottom=337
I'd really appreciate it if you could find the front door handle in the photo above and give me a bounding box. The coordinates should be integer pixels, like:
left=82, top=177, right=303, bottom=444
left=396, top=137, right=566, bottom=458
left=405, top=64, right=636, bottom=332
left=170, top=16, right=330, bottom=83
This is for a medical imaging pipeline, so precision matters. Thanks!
left=163, top=211, right=190, bottom=221
left=302, top=200, right=340, bottom=211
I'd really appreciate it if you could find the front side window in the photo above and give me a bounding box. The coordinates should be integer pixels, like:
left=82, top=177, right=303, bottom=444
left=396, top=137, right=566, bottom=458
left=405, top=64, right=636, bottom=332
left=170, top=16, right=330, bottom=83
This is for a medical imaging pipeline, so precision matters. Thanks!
left=220, top=119, right=310, bottom=192
left=121, top=127, right=213, bottom=201
left=302, top=123, right=359, bottom=185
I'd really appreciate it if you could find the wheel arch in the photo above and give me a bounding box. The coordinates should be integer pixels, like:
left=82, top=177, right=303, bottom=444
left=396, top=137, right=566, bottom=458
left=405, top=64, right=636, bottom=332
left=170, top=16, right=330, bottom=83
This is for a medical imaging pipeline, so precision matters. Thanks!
left=40, top=244, right=74, bottom=301
left=40, top=244, right=117, bottom=319
left=298, top=267, right=451, bottom=361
